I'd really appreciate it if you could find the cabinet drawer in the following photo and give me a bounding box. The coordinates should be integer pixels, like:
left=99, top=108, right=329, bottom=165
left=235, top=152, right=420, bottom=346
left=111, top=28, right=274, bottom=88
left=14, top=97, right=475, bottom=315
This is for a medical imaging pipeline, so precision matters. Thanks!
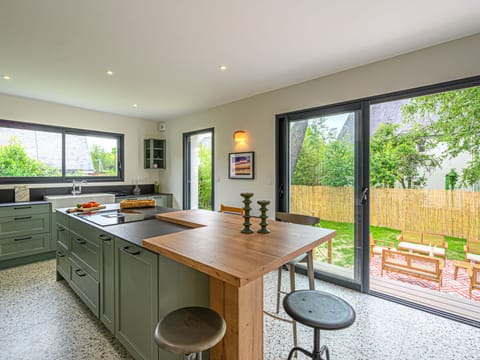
left=0, top=203, right=50, bottom=218
left=70, top=258, right=99, bottom=317
left=0, top=233, right=50, bottom=261
left=70, top=232, right=100, bottom=280
left=70, top=219, right=99, bottom=245
left=56, top=245, right=70, bottom=280
left=0, top=213, right=50, bottom=239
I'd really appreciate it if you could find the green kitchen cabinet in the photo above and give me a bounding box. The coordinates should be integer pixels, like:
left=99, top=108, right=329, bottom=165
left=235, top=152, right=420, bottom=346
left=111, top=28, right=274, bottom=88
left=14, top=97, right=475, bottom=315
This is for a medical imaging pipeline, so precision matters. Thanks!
left=0, top=213, right=50, bottom=239
left=144, top=138, right=166, bottom=169
left=0, top=203, right=53, bottom=267
left=115, top=238, right=159, bottom=360
left=70, top=230, right=100, bottom=281
left=100, top=232, right=115, bottom=334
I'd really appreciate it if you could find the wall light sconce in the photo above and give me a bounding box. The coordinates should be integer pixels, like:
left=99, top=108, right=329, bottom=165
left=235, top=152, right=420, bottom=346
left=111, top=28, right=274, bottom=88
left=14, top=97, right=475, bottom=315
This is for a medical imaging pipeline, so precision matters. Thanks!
left=233, top=130, right=247, bottom=143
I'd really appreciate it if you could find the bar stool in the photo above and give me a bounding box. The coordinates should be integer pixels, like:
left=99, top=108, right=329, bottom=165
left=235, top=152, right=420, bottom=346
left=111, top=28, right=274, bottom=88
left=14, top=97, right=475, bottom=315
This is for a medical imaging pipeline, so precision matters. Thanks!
left=154, top=306, right=226, bottom=360
left=283, top=290, right=355, bottom=360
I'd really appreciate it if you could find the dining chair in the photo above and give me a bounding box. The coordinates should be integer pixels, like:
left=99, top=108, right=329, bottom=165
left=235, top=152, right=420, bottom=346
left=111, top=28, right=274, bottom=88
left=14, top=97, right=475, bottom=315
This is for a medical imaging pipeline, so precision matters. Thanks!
left=219, top=204, right=244, bottom=215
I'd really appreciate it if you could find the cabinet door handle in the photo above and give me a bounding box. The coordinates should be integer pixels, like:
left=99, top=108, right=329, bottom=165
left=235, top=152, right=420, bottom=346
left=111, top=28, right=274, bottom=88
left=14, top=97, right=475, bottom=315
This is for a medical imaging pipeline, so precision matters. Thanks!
left=57, top=226, right=65, bottom=232
left=57, top=251, right=65, bottom=258
left=14, top=206, right=31, bottom=210
left=14, top=216, right=32, bottom=221
left=121, top=246, right=140, bottom=255
left=75, top=268, right=87, bottom=277
left=97, top=234, right=111, bottom=241
left=14, top=236, right=32, bottom=242
left=74, top=238, right=87, bottom=245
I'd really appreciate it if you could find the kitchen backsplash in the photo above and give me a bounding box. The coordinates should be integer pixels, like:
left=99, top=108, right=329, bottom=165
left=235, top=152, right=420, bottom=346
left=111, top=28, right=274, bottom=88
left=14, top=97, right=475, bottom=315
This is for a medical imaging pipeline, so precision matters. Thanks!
left=0, top=184, right=156, bottom=203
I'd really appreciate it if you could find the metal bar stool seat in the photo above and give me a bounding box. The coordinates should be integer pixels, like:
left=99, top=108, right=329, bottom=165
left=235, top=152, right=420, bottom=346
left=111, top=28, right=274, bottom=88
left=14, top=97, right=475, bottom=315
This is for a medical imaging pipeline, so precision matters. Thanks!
left=283, top=290, right=355, bottom=360
left=154, top=306, right=226, bottom=360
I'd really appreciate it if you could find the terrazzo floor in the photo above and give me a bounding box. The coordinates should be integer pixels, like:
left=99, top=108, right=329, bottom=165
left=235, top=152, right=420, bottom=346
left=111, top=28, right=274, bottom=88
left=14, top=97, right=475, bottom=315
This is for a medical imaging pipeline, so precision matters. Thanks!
left=0, top=260, right=479, bottom=360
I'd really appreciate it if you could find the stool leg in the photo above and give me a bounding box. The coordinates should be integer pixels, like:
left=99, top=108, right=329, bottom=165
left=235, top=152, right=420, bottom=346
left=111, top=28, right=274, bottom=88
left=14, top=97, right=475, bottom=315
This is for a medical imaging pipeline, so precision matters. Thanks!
left=307, top=250, right=315, bottom=290
left=289, top=263, right=298, bottom=350
left=276, top=267, right=282, bottom=313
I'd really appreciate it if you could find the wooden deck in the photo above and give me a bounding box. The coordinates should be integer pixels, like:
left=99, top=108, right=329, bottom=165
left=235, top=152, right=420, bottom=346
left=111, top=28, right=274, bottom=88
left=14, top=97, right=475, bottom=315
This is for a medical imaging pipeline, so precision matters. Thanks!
left=370, top=275, right=480, bottom=323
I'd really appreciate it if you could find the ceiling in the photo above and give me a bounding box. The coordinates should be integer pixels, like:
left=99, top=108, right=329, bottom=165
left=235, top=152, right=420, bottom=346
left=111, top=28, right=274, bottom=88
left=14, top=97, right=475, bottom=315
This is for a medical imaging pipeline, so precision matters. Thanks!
left=1, top=1, right=480, bottom=121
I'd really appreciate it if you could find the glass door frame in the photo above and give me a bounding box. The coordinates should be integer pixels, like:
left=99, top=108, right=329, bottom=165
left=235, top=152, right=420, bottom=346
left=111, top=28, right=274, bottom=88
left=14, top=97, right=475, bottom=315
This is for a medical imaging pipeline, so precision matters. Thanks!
left=276, top=101, right=370, bottom=292
left=182, top=128, right=215, bottom=210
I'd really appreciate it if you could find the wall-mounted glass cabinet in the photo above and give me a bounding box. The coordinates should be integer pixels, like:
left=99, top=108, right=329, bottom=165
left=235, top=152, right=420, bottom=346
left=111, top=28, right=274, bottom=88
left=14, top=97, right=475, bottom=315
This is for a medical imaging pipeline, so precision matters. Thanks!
left=144, top=139, right=165, bottom=169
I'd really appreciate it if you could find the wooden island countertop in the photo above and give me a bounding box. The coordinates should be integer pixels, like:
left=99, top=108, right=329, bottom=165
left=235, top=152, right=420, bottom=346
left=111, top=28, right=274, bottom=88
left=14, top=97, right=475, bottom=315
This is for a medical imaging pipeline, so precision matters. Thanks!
left=142, top=209, right=336, bottom=360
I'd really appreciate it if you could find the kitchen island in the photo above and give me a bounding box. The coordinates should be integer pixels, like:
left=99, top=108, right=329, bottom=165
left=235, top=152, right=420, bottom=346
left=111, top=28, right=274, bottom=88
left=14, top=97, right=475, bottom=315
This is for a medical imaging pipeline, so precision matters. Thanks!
left=143, top=209, right=336, bottom=360
left=56, top=205, right=335, bottom=360
left=55, top=205, right=210, bottom=360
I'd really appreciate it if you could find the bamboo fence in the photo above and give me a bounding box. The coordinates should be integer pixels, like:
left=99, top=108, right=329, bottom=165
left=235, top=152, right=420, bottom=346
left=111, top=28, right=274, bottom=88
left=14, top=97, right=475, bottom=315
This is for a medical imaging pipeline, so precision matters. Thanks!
left=290, top=185, right=480, bottom=239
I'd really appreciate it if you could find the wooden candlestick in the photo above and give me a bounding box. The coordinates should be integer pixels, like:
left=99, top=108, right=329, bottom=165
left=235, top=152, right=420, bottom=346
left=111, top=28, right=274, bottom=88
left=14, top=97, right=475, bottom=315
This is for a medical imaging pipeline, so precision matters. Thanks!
left=240, top=192, right=254, bottom=234
left=257, top=200, right=271, bottom=234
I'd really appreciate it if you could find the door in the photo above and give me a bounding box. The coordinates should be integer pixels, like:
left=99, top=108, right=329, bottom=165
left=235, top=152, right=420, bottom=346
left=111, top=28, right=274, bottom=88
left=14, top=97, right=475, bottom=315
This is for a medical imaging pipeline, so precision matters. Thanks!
left=115, top=238, right=159, bottom=360
left=276, top=102, right=369, bottom=291
left=183, top=128, right=214, bottom=210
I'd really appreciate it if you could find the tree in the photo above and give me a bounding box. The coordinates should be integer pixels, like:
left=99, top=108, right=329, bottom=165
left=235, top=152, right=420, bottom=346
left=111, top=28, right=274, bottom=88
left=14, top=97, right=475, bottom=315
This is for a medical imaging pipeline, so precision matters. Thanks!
left=402, top=87, right=480, bottom=186
left=292, top=120, right=354, bottom=187
left=90, top=144, right=117, bottom=176
left=197, top=143, right=212, bottom=210
left=0, top=138, right=60, bottom=176
left=370, top=123, right=440, bottom=189
left=291, top=123, right=327, bottom=185
left=321, top=140, right=354, bottom=187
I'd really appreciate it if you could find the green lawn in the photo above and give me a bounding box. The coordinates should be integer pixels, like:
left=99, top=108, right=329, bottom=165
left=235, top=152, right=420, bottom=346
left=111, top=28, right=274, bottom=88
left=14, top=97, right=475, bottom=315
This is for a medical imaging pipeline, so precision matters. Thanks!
left=314, top=220, right=466, bottom=268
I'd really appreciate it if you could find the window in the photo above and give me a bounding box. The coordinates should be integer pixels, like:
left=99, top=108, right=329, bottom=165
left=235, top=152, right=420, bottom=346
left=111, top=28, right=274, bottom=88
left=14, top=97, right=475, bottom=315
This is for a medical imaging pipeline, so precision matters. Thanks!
left=0, top=119, right=124, bottom=183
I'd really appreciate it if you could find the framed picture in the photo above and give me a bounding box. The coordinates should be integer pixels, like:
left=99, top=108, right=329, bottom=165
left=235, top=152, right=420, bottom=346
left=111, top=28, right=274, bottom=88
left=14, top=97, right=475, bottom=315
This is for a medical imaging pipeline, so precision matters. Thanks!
left=229, top=152, right=254, bottom=179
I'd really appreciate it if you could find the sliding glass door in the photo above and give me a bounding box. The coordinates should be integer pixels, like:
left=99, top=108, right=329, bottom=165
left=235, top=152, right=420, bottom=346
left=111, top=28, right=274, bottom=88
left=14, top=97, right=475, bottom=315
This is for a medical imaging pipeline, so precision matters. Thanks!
left=277, top=103, right=369, bottom=290
left=183, top=128, right=214, bottom=210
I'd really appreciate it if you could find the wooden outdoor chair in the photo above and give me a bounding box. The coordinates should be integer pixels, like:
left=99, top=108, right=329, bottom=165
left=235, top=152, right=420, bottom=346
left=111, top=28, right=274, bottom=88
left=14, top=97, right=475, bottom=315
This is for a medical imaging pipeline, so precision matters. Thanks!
left=470, top=264, right=480, bottom=299
left=369, top=233, right=395, bottom=259
left=398, top=230, right=422, bottom=244
left=219, top=204, right=244, bottom=215
left=465, top=239, right=480, bottom=264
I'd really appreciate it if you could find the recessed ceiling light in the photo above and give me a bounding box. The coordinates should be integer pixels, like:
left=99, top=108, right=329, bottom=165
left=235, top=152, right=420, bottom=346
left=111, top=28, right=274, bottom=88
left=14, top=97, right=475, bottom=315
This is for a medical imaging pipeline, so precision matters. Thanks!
left=219, top=65, right=227, bottom=71
left=132, top=103, right=138, bottom=108
left=106, top=70, right=114, bottom=76
left=1, top=75, right=11, bottom=80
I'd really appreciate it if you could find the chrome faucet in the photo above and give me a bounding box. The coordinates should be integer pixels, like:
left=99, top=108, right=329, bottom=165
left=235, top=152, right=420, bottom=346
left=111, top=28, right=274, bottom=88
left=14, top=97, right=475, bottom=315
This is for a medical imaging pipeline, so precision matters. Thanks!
left=72, top=179, right=87, bottom=195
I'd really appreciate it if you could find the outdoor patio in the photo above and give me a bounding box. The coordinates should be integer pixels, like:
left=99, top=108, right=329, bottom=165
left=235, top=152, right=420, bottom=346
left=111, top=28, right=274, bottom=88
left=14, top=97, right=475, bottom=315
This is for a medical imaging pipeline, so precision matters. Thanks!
left=370, top=255, right=480, bottom=302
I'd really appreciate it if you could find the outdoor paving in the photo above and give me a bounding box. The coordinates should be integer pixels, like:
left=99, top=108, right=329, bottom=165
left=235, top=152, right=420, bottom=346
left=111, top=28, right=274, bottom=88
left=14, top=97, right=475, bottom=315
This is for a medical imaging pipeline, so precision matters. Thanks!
left=370, top=255, right=480, bottom=302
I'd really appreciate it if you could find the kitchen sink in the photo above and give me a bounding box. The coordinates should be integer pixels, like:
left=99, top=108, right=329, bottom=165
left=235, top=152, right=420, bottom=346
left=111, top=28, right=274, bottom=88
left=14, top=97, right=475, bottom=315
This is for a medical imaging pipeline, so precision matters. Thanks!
left=44, top=193, right=115, bottom=211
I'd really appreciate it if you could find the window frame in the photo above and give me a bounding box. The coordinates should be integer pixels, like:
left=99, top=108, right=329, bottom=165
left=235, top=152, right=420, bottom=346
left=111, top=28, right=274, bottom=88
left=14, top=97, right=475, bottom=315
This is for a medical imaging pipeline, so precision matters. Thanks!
left=0, top=119, right=124, bottom=184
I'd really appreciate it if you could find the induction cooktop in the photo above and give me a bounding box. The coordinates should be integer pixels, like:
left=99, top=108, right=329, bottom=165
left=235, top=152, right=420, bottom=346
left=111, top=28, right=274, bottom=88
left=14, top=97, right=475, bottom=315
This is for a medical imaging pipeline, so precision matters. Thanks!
left=76, top=209, right=154, bottom=226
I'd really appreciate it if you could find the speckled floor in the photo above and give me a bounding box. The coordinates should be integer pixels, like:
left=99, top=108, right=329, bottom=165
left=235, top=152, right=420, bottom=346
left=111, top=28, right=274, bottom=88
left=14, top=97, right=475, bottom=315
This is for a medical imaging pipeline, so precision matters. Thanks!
left=1, top=260, right=479, bottom=360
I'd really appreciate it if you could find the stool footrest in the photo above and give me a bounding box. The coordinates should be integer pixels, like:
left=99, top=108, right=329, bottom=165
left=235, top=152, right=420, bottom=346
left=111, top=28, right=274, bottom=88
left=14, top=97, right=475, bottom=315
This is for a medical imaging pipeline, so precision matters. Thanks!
left=287, top=345, right=329, bottom=360
left=263, top=310, right=294, bottom=324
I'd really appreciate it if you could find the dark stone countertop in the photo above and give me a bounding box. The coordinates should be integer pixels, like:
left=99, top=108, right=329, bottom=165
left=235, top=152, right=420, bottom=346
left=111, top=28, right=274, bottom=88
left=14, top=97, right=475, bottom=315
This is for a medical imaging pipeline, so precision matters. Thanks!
left=57, top=204, right=187, bottom=247
left=0, top=200, right=51, bottom=207
left=115, top=193, right=172, bottom=199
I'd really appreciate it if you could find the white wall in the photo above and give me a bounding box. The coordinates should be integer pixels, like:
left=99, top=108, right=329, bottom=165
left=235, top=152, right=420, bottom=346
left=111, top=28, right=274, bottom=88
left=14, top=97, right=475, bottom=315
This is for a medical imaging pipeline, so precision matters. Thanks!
left=0, top=93, right=163, bottom=189
left=161, top=33, right=480, bottom=211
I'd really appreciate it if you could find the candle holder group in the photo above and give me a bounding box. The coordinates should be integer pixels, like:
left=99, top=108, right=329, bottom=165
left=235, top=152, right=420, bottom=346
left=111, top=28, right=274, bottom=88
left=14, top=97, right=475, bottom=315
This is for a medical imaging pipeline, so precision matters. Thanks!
left=240, top=193, right=271, bottom=234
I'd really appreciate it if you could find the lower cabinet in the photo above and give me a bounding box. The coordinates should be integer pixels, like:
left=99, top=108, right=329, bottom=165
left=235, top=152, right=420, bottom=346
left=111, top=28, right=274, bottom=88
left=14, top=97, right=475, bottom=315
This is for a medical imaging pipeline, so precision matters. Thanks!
left=115, top=238, right=159, bottom=360
left=56, top=215, right=210, bottom=360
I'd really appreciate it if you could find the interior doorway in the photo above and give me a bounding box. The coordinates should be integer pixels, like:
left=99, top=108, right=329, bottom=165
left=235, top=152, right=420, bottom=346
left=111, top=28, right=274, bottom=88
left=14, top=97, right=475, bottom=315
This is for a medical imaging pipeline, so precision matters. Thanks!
left=183, top=128, right=214, bottom=210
